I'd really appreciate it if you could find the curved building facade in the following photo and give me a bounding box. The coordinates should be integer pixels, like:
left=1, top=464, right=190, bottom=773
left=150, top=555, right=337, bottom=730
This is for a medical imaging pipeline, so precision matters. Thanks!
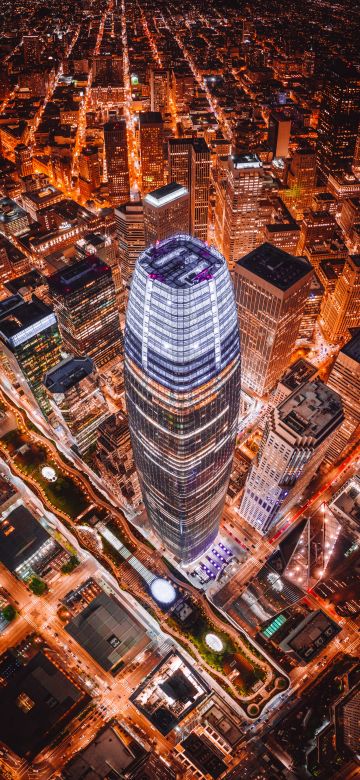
left=124, top=235, right=241, bottom=564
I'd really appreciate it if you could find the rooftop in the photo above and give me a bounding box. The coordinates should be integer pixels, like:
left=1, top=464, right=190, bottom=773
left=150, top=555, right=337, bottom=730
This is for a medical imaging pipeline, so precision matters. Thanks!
left=280, top=359, right=318, bottom=392
left=137, top=234, right=225, bottom=289
left=144, top=181, right=188, bottom=208
left=65, top=591, right=148, bottom=673
left=231, top=153, right=262, bottom=170
left=278, top=379, right=343, bottom=441
left=48, top=256, right=111, bottom=296
left=340, top=328, right=360, bottom=363
left=0, top=503, right=50, bottom=573
left=63, top=725, right=143, bottom=779
left=139, top=111, right=163, bottom=125
left=237, top=242, right=312, bottom=291
left=44, top=356, right=94, bottom=394
left=0, top=650, right=89, bottom=758
left=0, top=197, right=27, bottom=223
left=0, top=295, right=56, bottom=345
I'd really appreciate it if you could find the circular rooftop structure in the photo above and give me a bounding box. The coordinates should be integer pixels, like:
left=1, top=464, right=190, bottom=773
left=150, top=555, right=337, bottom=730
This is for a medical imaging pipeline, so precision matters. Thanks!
left=41, top=466, right=57, bottom=482
left=205, top=633, right=223, bottom=653
left=150, top=578, right=176, bottom=605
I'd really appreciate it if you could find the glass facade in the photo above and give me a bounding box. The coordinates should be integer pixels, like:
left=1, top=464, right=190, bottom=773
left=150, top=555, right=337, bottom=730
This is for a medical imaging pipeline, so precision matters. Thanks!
left=125, top=235, right=241, bottom=564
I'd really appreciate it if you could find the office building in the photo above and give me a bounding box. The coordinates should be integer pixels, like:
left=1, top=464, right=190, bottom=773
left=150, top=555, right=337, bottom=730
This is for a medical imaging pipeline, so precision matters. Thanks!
left=78, top=145, right=101, bottom=198
left=143, top=182, right=189, bottom=245
left=0, top=294, right=62, bottom=415
left=0, top=501, right=60, bottom=580
left=168, top=137, right=211, bottom=241
left=298, top=272, right=324, bottom=343
left=22, top=35, right=42, bottom=67
left=0, top=648, right=90, bottom=759
left=222, top=154, right=269, bottom=268
left=329, top=474, right=360, bottom=541
left=239, top=379, right=343, bottom=533
left=320, top=255, right=360, bottom=342
left=139, top=112, right=165, bottom=195
left=115, top=201, right=146, bottom=287
left=104, top=119, right=130, bottom=205
left=48, top=256, right=122, bottom=370
left=279, top=610, right=341, bottom=663
left=268, top=112, right=291, bottom=158
left=150, top=67, right=169, bottom=115
left=317, top=61, right=360, bottom=182
left=95, top=411, right=141, bottom=506
left=14, top=143, right=33, bottom=177
left=325, top=329, right=360, bottom=463
left=65, top=591, right=148, bottom=673
left=282, top=147, right=317, bottom=220
left=124, top=235, right=240, bottom=564
left=44, top=356, right=109, bottom=456
left=234, top=243, right=312, bottom=396
left=0, top=197, right=29, bottom=237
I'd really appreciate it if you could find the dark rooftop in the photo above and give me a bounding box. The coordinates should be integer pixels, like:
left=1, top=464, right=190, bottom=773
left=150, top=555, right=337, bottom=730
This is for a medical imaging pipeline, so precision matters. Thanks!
left=65, top=591, right=147, bottom=673
left=237, top=242, right=312, bottom=291
left=48, top=256, right=111, bottom=296
left=0, top=504, right=50, bottom=573
left=5, top=270, right=44, bottom=296
left=138, top=234, right=224, bottom=288
left=0, top=650, right=89, bottom=758
left=44, top=356, right=94, bottom=394
left=0, top=295, right=56, bottom=342
left=62, top=725, right=144, bottom=779
left=340, top=328, right=360, bottom=364
left=139, top=111, right=163, bottom=125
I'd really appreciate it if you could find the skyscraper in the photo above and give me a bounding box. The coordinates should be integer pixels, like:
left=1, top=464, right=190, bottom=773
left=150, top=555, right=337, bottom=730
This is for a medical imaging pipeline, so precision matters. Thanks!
left=14, top=144, right=33, bottom=178
left=150, top=68, right=169, bottom=115
left=124, top=235, right=241, bottom=564
left=48, top=257, right=122, bottom=369
left=268, top=112, right=291, bottom=159
left=78, top=146, right=101, bottom=197
left=44, top=356, right=109, bottom=456
left=115, top=201, right=146, bottom=287
left=317, top=61, right=360, bottom=183
left=325, top=328, right=360, bottom=463
left=0, top=294, right=62, bottom=416
left=282, top=146, right=317, bottom=220
left=222, top=154, right=269, bottom=268
left=239, top=379, right=343, bottom=534
left=234, top=243, right=312, bottom=396
left=320, top=254, right=360, bottom=343
left=104, top=119, right=130, bottom=205
left=143, top=182, right=189, bottom=246
left=139, top=112, right=165, bottom=195
left=168, top=138, right=211, bottom=241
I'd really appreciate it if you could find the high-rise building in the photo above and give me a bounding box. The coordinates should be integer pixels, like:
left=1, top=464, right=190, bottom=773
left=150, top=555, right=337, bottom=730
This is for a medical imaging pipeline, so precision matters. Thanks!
left=336, top=688, right=360, bottom=755
left=317, top=61, right=360, bottom=183
left=115, top=202, right=146, bottom=287
left=325, top=329, right=360, bottom=463
left=44, top=356, right=109, bottom=456
left=78, top=146, right=101, bottom=196
left=268, top=112, right=291, bottom=159
left=150, top=68, right=169, bottom=115
left=190, top=138, right=211, bottom=241
left=95, top=411, right=141, bottom=506
left=22, top=35, right=42, bottom=67
left=239, top=379, right=343, bottom=533
left=48, top=257, right=122, bottom=370
left=234, top=243, right=312, bottom=396
left=320, top=254, right=360, bottom=343
left=0, top=294, right=62, bottom=416
left=143, top=182, right=189, bottom=246
left=282, top=146, right=317, bottom=220
left=14, top=144, right=33, bottom=178
left=222, top=154, right=269, bottom=268
left=124, top=235, right=241, bottom=564
left=168, top=138, right=211, bottom=241
left=104, top=119, right=130, bottom=206
left=139, top=112, right=165, bottom=195
left=298, top=272, right=324, bottom=343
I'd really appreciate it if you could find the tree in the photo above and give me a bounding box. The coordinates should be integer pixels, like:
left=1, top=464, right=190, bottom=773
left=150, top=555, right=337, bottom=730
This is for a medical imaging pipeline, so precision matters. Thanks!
left=61, top=555, right=79, bottom=574
left=29, top=576, right=48, bottom=596
left=2, top=604, right=16, bottom=622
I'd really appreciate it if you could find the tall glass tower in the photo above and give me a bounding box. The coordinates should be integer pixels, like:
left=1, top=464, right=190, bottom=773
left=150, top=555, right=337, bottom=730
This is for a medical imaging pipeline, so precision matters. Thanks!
left=125, top=235, right=241, bottom=564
